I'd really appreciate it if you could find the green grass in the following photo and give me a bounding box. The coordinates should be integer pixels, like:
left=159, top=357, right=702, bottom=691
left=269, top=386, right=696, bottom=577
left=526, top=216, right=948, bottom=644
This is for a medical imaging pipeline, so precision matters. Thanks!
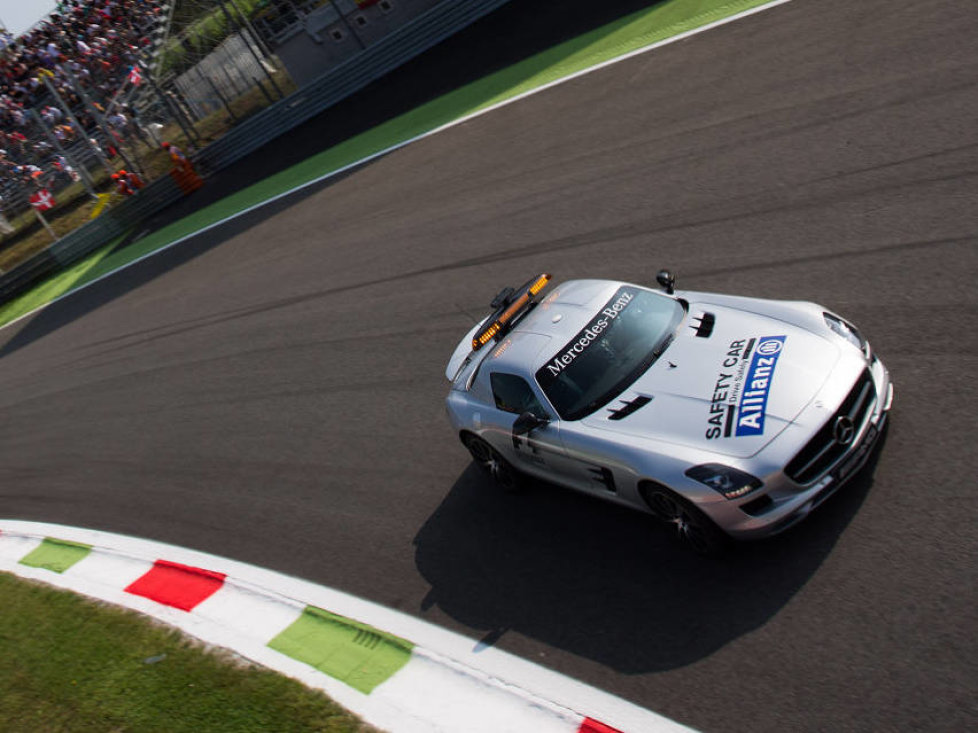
left=0, top=0, right=777, bottom=328
left=0, top=237, right=121, bottom=326
left=0, top=572, right=377, bottom=733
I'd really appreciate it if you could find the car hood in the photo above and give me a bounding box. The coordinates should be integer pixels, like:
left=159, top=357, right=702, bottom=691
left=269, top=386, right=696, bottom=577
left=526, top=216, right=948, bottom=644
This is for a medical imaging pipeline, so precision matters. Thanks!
left=581, top=301, right=839, bottom=458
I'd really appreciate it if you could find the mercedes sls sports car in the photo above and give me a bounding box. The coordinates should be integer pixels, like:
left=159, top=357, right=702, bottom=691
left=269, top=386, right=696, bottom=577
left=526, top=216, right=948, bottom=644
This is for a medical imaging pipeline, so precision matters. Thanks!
left=444, top=272, right=893, bottom=553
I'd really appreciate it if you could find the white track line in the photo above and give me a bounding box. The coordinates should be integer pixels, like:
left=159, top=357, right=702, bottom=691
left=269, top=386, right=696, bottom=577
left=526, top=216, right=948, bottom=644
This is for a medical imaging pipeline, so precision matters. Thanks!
left=0, top=0, right=793, bottom=335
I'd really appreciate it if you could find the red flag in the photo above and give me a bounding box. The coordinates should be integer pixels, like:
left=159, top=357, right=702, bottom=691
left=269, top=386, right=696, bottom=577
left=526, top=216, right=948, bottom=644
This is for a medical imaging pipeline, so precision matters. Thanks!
left=30, top=189, right=56, bottom=212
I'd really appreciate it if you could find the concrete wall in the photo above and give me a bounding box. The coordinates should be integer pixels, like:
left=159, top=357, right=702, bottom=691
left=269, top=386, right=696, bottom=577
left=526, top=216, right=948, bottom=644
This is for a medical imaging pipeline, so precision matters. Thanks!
left=255, top=0, right=444, bottom=88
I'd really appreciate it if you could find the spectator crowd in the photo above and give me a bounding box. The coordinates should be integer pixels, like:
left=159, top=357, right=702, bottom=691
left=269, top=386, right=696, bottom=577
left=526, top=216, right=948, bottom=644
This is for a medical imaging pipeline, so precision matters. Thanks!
left=0, top=1, right=167, bottom=206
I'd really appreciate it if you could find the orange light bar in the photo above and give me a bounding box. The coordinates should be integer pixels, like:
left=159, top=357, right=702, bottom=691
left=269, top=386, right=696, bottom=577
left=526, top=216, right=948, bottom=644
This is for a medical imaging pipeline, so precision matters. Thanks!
left=473, top=322, right=501, bottom=349
left=529, top=273, right=551, bottom=295
left=471, top=274, right=552, bottom=351
left=499, top=292, right=530, bottom=324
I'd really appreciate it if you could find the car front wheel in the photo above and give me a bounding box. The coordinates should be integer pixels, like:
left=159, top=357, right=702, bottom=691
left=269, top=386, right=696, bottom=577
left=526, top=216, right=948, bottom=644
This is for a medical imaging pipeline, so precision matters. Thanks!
left=462, top=434, right=523, bottom=493
left=641, top=485, right=727, bottom=555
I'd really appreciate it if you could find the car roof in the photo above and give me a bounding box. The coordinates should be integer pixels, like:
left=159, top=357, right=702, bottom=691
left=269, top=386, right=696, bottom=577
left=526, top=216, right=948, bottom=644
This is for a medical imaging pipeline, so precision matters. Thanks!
left=484, top=279, right=624, bottom=377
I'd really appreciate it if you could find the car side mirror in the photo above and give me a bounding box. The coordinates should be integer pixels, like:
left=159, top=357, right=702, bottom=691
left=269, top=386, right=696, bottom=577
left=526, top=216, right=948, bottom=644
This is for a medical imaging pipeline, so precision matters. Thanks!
left=512, top=411, right=548, bottom=438
left=656, top=269, right=676, bottom=294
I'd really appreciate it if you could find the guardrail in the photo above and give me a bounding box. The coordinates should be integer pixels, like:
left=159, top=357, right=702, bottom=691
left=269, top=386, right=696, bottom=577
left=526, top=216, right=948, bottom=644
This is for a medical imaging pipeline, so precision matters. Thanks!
left=0, top=0, right=512, bottom=307
left=0, top=173, right=187, bottom=303
left=195, top=0, right=511, bottom=171
left=0, top=249, right=60, bottom=304
left=49, top=174, right=189, bottom=267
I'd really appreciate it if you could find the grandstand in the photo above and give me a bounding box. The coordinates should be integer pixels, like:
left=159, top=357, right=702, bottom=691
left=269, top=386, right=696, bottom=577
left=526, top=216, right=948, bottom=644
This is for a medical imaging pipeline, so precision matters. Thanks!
left=0, top=1, right=174, bottom=233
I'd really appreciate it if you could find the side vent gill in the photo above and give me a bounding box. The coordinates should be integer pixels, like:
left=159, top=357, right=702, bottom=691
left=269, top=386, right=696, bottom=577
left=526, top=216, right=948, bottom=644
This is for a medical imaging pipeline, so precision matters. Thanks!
left=692, top=312, right=715, bottom=338
left=607, top=395, right=652, bottom=421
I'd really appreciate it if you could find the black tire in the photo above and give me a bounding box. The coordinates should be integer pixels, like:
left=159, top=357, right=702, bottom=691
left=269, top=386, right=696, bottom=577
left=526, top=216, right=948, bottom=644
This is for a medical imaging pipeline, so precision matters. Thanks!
left=462, top=434, right=523, bottom=493
left=641, top=484, right=728, bottom=556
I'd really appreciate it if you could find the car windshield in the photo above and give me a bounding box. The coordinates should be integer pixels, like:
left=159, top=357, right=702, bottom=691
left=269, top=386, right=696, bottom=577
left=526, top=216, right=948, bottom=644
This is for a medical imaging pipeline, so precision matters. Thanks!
left=535, top=286, right=685, bottom=420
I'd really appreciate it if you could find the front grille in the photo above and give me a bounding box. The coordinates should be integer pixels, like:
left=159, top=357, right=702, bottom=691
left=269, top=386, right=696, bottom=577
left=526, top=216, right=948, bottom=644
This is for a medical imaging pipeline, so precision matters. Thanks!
left=785, top=369, right=876, bottom=485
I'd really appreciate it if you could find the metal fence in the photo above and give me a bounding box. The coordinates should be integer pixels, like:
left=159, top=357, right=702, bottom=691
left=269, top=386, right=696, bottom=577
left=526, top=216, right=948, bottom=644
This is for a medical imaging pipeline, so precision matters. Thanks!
left=173, top=32, right=276, bottom=119
left=0, top=0, right=512, bottom=304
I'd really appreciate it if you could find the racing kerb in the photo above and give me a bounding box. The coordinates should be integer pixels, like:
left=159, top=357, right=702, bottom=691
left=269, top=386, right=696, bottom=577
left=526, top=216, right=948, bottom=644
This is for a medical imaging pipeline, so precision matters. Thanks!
left=0, top=521, right=691, bottom=733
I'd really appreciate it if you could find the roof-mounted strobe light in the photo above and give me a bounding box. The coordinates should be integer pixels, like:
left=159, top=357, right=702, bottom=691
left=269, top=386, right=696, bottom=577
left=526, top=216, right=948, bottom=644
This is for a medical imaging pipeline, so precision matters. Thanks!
left=527, top=273, right=551, bottom=296
left=472, top=273, right=551, bottom=351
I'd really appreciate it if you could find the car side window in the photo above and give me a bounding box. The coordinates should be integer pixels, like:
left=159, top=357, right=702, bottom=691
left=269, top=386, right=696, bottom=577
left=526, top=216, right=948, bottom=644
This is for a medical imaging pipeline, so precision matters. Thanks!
left=490, top=372, right=547, bottom=417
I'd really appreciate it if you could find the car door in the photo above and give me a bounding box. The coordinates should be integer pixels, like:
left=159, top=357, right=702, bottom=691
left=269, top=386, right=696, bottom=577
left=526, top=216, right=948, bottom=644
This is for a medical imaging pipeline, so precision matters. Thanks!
left=486, top=372, right=621, bottom=498
left=551, top=419, right=632, bottom=504
left=484, top=372, right=565, bottom=479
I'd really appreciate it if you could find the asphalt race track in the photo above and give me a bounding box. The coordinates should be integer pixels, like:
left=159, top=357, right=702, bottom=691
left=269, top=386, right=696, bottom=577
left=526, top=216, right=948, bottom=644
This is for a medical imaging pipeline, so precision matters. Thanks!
left=1, top=0, right=976, bottom=730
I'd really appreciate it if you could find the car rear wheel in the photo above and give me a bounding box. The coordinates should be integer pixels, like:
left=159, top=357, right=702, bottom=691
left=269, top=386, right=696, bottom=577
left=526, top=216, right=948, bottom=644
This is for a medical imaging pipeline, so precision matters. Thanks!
left=462, top=434, right=523, bottom=493
left=642, top=485, right=727, bottom=555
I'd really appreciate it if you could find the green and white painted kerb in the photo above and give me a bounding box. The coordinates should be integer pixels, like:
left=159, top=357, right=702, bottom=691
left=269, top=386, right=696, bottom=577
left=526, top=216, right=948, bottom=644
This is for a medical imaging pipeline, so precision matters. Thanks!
left=0, top=521, right=692, bottom=733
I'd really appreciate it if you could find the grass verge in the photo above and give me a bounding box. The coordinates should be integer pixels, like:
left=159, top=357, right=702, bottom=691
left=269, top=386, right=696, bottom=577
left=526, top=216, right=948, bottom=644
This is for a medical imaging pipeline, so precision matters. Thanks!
left=0, top=0, right=781, bottom=329
left=0, top=572, right=377, bottom=733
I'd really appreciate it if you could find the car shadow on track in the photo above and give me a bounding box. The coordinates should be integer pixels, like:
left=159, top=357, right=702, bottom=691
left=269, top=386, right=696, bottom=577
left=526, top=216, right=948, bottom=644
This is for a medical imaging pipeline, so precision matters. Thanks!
left=414, top=429, right=888, bottom=673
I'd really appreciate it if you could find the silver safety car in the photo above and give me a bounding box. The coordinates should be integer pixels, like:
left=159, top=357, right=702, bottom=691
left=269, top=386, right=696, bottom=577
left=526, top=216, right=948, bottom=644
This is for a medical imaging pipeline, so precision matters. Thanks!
left=444, top=272, right=893, bottom=553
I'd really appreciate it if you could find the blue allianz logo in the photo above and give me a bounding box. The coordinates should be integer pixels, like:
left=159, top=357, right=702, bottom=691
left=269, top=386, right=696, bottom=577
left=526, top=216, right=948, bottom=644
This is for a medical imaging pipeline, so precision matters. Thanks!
left=735, top=336, right=786, bottom=437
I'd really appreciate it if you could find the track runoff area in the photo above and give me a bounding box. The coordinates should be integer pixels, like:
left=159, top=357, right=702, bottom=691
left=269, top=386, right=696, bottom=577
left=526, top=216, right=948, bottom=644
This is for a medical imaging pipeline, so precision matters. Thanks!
left=0, top=1, right=807, bottom=730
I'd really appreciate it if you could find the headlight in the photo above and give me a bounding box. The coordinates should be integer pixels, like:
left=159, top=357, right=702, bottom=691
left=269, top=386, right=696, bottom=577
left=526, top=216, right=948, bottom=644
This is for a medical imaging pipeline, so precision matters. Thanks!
left=824, top=312, right=867, bottom=353
left=685, top=464, right=762, bottom=499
